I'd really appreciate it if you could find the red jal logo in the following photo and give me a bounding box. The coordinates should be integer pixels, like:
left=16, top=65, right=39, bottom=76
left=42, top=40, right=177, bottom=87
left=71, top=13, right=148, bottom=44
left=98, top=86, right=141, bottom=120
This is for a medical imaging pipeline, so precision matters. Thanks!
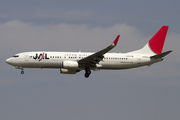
left=33, top=52, right=49, bottom=61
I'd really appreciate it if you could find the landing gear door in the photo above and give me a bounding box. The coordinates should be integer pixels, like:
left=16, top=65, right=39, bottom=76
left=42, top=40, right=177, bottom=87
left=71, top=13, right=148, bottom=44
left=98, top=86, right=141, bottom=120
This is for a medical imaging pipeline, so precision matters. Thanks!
left=24, top=53, right=29, bottom=61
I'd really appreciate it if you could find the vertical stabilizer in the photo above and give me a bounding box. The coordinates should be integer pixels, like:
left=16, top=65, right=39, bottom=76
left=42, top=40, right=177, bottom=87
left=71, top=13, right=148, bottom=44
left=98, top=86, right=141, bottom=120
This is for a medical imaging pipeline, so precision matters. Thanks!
left=127, top=26, right=169, bottom=55
left=149, top=26, right=168, bottom=54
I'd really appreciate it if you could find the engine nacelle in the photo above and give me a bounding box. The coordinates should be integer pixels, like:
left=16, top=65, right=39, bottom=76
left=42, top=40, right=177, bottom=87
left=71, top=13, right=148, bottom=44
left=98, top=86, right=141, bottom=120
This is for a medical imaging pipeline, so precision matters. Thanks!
left=62, top=61, right=79, bottom=69
left=60, top=68, right=77, bottom=74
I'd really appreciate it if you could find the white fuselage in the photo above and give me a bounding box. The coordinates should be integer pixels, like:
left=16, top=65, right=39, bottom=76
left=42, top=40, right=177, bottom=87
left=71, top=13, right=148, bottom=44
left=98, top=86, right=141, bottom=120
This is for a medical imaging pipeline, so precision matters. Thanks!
left=6, top=51, right=161, bottom=70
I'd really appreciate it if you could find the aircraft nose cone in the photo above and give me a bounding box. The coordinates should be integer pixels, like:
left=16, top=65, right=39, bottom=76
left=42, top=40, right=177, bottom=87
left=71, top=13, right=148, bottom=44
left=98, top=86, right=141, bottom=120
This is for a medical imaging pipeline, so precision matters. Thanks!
left=6, top=58, right=12, bottom=64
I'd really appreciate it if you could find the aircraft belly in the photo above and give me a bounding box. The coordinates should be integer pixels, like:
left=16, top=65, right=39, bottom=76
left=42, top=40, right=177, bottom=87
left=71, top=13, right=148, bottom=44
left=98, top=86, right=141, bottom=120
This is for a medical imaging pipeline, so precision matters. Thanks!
left=99, top=59, right=151, bottom=69
left=27, top=60, right=63, bottom=68
left=100, top=61, right=136, bottom=69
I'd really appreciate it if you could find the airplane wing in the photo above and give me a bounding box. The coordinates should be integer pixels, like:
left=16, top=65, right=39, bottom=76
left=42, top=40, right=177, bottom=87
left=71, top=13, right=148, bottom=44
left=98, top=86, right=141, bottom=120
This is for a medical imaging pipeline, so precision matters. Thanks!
left=78, top=35, right=120, bottom=68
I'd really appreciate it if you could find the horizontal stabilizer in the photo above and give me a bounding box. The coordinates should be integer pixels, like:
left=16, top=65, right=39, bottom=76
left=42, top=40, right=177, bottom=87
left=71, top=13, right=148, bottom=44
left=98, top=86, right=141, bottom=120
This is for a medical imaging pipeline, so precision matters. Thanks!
left=150, top=50, right=172, bottom=59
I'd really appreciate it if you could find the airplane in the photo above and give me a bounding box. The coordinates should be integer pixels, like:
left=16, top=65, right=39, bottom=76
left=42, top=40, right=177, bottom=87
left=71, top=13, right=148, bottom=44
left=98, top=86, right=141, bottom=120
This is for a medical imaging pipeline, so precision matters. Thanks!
left=6, top=26, right=172, bottom=78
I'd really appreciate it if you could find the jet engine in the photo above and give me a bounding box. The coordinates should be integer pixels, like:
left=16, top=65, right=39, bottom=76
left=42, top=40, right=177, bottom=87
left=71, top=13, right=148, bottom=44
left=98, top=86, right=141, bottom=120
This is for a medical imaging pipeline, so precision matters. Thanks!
left=62, top=61, right=79, bottom=69
left=60, top=68, right=78, bottom=74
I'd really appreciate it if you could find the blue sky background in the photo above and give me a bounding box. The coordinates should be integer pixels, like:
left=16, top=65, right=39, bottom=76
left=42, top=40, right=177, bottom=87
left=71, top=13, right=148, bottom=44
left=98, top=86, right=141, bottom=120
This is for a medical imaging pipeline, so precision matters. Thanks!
left=0, top=0, right=180, bottom=120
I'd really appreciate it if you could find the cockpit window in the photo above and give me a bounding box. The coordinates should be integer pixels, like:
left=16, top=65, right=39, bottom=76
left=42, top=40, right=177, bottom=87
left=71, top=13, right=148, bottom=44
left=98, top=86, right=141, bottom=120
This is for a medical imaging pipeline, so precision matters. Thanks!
left=12, top=55, right=19, bottom=58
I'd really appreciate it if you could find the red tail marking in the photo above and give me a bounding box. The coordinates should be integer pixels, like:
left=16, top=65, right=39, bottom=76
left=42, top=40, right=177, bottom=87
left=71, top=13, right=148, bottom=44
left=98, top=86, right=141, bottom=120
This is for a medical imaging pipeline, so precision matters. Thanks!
left=149, top=26, right=169, bottom=54
left=114, top=35, right=120, bottom=45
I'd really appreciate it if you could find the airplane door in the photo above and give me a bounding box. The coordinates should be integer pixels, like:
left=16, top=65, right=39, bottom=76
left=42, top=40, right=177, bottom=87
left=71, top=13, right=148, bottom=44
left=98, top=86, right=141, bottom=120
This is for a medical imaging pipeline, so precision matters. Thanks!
left=24, top=53, right=29, bottom=61
left=137, top=55, right=141, bottom=64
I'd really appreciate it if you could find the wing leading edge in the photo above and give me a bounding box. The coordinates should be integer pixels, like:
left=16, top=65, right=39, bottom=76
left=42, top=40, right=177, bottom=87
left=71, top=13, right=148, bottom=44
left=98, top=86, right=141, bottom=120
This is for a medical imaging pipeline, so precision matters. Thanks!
left=78, top=35, right=120, bottom=68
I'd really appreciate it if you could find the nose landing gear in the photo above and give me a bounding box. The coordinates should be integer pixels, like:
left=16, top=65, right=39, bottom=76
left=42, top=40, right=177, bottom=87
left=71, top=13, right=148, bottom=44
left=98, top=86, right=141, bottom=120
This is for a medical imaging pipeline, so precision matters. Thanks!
left=21, top=70, right=24, bottom=74
left=15, top=66, right=24, bottom=74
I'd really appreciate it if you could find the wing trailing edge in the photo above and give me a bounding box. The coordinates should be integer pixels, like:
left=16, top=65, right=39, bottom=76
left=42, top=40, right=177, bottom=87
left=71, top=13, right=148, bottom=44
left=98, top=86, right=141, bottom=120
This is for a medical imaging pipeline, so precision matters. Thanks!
left=78, top=35, right=120, bottom=67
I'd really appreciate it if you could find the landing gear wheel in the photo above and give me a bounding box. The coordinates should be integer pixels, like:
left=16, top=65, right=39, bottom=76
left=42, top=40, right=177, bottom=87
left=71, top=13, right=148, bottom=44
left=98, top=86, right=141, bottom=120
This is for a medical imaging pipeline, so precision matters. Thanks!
left=21, top=71, right=24, bottom=74
left=85, top=73, right=90, bottom=78
left=84, top=70, right=91, bottom=78
left=86, top=70, right=91, bottom=74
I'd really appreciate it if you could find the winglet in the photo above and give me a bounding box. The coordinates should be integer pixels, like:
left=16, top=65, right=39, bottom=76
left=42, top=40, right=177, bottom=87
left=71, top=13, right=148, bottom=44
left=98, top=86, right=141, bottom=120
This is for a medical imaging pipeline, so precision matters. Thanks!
left=113, top=35, right=120, bottom=45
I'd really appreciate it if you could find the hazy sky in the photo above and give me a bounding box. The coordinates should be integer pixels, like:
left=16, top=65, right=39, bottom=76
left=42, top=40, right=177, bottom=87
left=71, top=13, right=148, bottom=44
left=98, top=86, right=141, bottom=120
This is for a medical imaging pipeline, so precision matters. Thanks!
left=1, top=0, right=180, bottom=120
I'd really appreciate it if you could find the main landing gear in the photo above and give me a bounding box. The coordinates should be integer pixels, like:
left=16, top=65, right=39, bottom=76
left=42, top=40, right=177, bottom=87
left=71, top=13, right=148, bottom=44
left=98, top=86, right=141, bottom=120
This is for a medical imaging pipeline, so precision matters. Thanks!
left=84, top=68, right=91, bottom=78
